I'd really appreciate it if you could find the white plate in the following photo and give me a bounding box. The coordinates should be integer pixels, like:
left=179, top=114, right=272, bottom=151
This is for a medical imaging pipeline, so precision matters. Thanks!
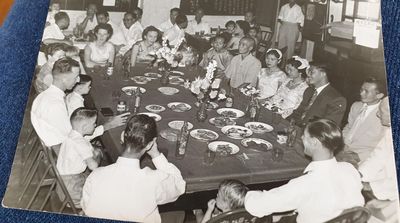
left=121, top=86, right=146, bottom=95
left=190, top=129, right=219, bottom=141
left=209, top=117, right=236, bottom=128
left=217, top=108, right=245, bottom=119
left=158, top=87, right=179, bottom=95
left=145, top=104, right=166, bottom=113
left=168, top=102, right=192, bottom=112
left=144, top=72, right=162, bottom=79
left=245, top=122, right=274, bottom=134
left=221, top=125, right=253, bottom=140
left=208, top=141, right=240, bottom=155
left=160, top=128, right=179, bottom=142
left=131, top=76, right=151, bottom=84
left=241, top=138, right=273, bottom=151
left=169, top=76, right=184, bottom=85
left=168, top=121, right=194, bottom=130
left=137, top=112, right=162, bottom=122
left=196, top=101, right=219, bottom=110
left=170, top=70, right=184, bottom=76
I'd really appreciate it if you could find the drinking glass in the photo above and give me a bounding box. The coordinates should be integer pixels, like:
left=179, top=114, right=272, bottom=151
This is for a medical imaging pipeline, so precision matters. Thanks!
left=203, top=149, right=216, bottom=166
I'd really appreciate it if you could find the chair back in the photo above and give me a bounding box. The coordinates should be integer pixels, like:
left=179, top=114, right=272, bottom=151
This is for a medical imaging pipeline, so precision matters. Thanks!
left=257, top=30, right=274, bottom=59
left=207, top=208, right=272, bottom=223
left=325, top=207, right=371, bottom=223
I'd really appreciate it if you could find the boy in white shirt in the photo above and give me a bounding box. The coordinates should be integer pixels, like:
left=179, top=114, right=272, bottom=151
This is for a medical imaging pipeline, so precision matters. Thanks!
left=65, top=75, right=92, bottom=116
left=56, top=108, right=102, bottom=207
left=45, top=0, right=61, bottom=26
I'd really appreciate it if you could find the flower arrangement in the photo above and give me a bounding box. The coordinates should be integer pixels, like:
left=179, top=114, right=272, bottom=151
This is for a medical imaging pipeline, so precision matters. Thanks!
left=190, top=60, right=226, bottom=101
left=240, top=85, right=260, bottom=97
left=154, top=37, right=184, bottom=68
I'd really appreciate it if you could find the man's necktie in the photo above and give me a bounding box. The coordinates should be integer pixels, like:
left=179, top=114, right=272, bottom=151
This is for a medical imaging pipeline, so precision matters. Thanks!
left=301, top=88, right=318, bottom=120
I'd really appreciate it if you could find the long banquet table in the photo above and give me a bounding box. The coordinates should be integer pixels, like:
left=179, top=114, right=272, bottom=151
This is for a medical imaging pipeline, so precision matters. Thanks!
left=88, top=64, right=310, bottom=193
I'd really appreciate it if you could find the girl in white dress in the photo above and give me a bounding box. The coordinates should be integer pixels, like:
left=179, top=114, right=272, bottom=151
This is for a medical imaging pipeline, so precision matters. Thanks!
left=264, top=56, right=310, bottom=118
left=84, top=23, right=115, bottom=68
left=257, top=48, right=287, bottom=99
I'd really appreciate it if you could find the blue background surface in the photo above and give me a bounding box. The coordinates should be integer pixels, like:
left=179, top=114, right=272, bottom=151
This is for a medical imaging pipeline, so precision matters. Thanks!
left=0, top=0, right=399, bottom=222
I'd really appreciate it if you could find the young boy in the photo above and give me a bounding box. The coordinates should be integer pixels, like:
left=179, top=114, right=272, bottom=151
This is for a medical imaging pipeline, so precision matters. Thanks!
left=35, top=43, right=65, bottom=93
left=199, top=35, right=233, bottom=78
left=64, top=45, right=86, bottom=74
left=56, top=108, right=102, bottom=207
left=194, top=179, right=249, bottom=223
left=46, top=0, right=61, bottom=26
left=225, top=36, right=261, bottom=88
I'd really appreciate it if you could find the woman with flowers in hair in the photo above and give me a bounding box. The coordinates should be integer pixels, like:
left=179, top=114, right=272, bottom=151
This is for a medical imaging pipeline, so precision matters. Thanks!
left=257, top=48, right=287, bottom=99
left=264, top=56, right=309, bottom=118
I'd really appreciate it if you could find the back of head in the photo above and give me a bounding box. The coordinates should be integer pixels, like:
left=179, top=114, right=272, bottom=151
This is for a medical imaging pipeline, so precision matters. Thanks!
left=54, top=11, right=69, bottom=23
left=236, top=20, right=250, bottom=35
left=45, top=43, right=65, bottom=58
left=96, top=10, right=109, bottom=18
left=70, top=107, right=97, bottom=129
left=225, top=20, right=235, bottom=28
left=63, top=45, right=80, bottom=57
left=123, top=115, right=158, bottom=153
left=133, top=7, right=143, bottom=17
left=175, top=14, right=188, bottom=25
left=52, top=57, right=80, bottom=78
left=77, top=74, right=92, bottom=85
left=305, top=119, right=344, bottom=154
left=218, top=179, right=249, bottom=210
left=170, top=7, right=181, bottom=15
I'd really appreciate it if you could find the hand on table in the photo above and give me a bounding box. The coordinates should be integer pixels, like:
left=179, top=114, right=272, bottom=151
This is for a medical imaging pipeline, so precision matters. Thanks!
left=103, top=112, right=130, bottom=131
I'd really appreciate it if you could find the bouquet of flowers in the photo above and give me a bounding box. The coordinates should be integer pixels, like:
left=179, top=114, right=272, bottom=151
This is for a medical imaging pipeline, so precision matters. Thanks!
left=240, top=85, right=260, bottom=97
left=190, top=60, right=226, bottom=101
left=154, top=37, right=184, bottom=68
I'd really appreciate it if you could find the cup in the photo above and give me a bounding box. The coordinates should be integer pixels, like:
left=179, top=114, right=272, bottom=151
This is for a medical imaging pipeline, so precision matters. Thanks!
left=203, top=149, right=216, bottom=166
left=195, top=31, right=200, bottom=36
left=276, top=131, right=288, bottom=145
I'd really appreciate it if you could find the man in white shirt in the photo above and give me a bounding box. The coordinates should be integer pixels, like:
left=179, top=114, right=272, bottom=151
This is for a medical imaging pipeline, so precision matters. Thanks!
left=245, top=119, right=365, bottom=223
left=75, top=3, right=98, bottom=35
left=358, top=97, right=400, bottom=222
left=42, top=11, right=71, bottom=45
left=81, top=115, right=186, bottom=223
left=159, top=8, right=181, bottom=32
left=278, top=0, right=304, bottom=59
left=186, top=8, right=210, bottom=35
left=163, top=14, right=188, bottom=46
left=118, top=12, right=143, bottom=56
left=339, top=77, right=386, bottom=163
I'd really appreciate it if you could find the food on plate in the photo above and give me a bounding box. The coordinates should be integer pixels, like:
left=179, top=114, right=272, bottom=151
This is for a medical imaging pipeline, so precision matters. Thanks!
left=149, top=105, right=163, bottom=111
left=171, top=103, right=190, bottom=112
left=211, top=116, right=235, bottom=128
left=160, top=129, right=179, bottom=141
left=216, top=144, right=233, bottom=156
left=248, top=124, right=267, bottom=131
left=246, top=141, right=271, bottom=151
left=195, top=130, right=217, bottom=140
left=144, top=72, right=161, bottom=78
left=226, top=127, right=249, bottom=138
left=221, top=110, right=237, bottom=118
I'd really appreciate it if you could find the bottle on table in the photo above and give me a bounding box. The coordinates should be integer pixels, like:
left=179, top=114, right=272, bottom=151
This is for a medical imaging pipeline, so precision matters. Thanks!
left=225, top=96, right=233, bottom=108
left=106, top=62, right=113, bottom=80
left=248, top=97, right=260, bottom=121
left=116, top=101, right=127, bottom=115
left=131, top=88, right=141, bottom=114
left=175, top=121, right=189, bottom=159
left=287, top=119, right=297, bottom=147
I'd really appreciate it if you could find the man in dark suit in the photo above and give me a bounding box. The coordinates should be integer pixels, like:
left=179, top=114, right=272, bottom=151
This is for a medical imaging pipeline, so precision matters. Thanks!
left=289, top=62, right=347, bottom=127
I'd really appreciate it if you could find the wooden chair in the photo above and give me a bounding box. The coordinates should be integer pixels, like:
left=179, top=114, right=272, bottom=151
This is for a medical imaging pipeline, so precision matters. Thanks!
left=207, top=208, right=272, bottom=223
left=324, top=207, right=371, bottom=223
left=257, top=30, right=274, bottom=59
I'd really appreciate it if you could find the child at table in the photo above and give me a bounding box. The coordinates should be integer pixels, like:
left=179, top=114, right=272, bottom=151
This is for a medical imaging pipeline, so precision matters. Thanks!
left=56, top=108, right=102, bottom=207
left=194, top=179, right=249, bottom=223
left=64, top=45, right=86, bottom=74
left=199, top=35, right=233, bottom=78
left=46, top=0, right=61, bottom=26
left=221, top=20, right=235, bottom=43
left=257, top=48, right=287, bottom=99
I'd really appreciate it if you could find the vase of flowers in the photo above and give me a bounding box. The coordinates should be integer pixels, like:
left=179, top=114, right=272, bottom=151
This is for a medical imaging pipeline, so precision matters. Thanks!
left=196, top=100, right=208, bottom=122
left=240, top=85, right=261, bottom=121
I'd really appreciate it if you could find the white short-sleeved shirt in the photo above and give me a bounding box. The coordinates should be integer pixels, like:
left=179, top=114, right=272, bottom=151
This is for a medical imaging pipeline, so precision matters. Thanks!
left=42, top=23, right=65, bottom=40
left=76, top=14, right=98, bottom=34
left=163, top=24, right=185, bottom=46
left=278, top=3, right=305, bottom=26
left=225, top=54, right=262, bottom=88
left=57, top=130, right=94, bottom=175
left=119, top=21, right=143, bottom=55
left=31, top=85, right=71, bottom=146
left=186, top=19, right=210, bottom=35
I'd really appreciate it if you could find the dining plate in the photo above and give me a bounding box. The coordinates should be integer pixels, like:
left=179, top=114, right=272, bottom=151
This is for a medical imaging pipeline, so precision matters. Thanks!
left=241, top=138, right=273, bottom=151
left=131, top=76, right=151, bottom=84
left=121, top=86, right=146, bottom=95
left=169, top=76, right=184, bottom=85
left=145, top=104, right=166, bottom=113
left=158, top=87, right=179, bottom=95
left=217, top=108, right=245, bottom=119
left=245, top=122, right=274, bottom=134
left=160, top=128, right=179, bottom=142
left=137, top=112, right=162, bottom=122
left=209, top=116, right=236, bottom=128
left=168, top=121, right=194, bottom=130
left=221, top=125, right=253, bottom=140
left=170, top=70, right=184, bottom=76
left=168, top=102, right=192, bottom=112
left=196, top=101, right=219, bottom=110
left=208, top=141, right=240, bottom=156
left=190, top=129, right=219, bottom=141
left=144, top=72, right=162, bottom=79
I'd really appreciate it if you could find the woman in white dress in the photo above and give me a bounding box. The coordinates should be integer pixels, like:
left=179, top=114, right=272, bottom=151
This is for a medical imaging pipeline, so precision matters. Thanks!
left=264, top=56, right=309, bottom=118
left=84, top=23, right=115, bottom=68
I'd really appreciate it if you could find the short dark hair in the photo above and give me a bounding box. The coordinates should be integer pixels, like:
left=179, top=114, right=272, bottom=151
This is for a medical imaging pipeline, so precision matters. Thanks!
left=54, top=11, right=69, bottom=22
left=218, top=179, right=249, bottom=210
left=225, top=20, right=235, bottom=28
left=305, top=119, right=344, bottom=154
left=96, top=10, right=109, bottom=18
left=235, top=20, right=250, bottom=35
left=287, top=57, right=307, bottom=79
left=133, top=7, right=143, bottom=17
left=50, top=0, right=60, bottom=6
left=124, top=11, right=137, bottom=20
left=363, top=76, right=387, bottom=96
left=170, top=8, right=181, bottom=14
left=86, top=2, right=97, bottom=8
left=123, top=115, right=158, bottom=153
left=175, top=14, right=188, bottom=25
left=45, top=43, right=65, bottom=58
left=52, top=57, right=80, bottom=76
left=70, top=107, right=97, bottom=124
left=77, top=74, right=92, bottom=85
left=63, top=45, right=79, bottom=56
left=211, top=34, right=227, bottom=44
left=309, top=61, right=331, bottom=78
left=94, top=23, right=113, bottom=40
left=142, top=25, right=161, bottom=40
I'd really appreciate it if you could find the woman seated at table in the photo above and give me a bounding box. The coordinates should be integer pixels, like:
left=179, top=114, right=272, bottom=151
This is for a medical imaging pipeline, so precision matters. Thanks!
left=263, top=56, right=309, bottom=118
left=84, top=23, right=115, bottom=68
left=130, top=26, right=162, bottom=67
left=226, top=20, right=249, bottom=52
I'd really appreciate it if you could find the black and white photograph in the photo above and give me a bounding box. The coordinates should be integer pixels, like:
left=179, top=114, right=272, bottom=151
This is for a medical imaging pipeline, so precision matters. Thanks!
left=2, top=0, right=400, bottom=222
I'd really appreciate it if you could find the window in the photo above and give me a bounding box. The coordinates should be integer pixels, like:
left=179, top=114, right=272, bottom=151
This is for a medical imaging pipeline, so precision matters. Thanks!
left=342, top=0, right=380, bottom=22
